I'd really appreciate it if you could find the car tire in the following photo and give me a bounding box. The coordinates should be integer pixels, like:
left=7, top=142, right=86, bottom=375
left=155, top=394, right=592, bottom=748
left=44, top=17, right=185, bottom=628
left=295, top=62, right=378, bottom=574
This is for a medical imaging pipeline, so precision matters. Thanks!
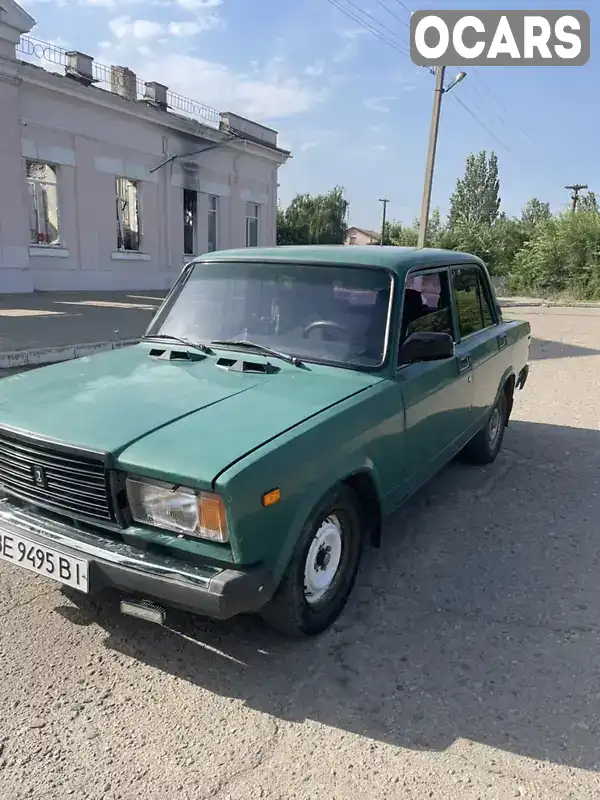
left=462, top=389, right=508, bottom=465
left=260, top=485, right=364, bottom=638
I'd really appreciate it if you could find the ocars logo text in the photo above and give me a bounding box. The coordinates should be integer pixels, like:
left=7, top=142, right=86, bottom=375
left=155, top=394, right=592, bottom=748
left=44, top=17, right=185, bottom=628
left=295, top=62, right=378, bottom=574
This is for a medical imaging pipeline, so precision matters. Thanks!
left=410, top=10, right=590, bottom=67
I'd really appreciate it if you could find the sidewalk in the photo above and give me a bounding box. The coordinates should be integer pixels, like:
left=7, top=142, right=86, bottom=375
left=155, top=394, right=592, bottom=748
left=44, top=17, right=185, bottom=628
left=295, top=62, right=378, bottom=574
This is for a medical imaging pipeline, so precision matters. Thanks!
left=2, top=290, right=600, bottom=370
left=0, top=291, right=167, bottom=368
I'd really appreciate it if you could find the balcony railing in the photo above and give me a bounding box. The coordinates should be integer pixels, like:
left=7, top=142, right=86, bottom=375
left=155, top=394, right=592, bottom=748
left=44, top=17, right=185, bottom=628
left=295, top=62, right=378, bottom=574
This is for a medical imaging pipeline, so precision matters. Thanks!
left=16, top=35, right=221, bottom=128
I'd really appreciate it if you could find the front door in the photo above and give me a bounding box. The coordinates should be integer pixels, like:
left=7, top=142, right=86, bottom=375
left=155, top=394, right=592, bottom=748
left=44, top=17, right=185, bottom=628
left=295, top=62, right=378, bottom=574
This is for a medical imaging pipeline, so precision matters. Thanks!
left=393, top=267, right=474, bottom=496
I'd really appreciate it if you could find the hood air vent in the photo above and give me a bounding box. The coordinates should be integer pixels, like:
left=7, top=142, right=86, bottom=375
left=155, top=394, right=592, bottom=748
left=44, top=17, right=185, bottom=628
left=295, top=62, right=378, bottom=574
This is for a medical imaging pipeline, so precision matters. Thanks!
left=216, top=357, right=278, bottom=374
left=148, top=348, right=206, bottom=362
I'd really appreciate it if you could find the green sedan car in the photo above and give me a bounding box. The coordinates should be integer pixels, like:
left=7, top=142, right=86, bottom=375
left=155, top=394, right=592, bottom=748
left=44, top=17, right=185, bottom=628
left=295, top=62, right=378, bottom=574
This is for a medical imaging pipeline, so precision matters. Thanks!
left=0, top=246, right=530, bottom=637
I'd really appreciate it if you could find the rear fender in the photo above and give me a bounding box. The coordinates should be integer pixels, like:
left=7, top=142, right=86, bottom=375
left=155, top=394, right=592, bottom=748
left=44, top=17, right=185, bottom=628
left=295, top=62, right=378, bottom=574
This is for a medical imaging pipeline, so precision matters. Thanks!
left=495, top=367, right=515, bottom=426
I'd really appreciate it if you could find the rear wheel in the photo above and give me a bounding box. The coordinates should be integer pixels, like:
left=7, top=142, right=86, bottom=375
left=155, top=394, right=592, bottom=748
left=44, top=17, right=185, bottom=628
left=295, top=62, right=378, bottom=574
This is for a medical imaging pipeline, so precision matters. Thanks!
left=462, top=390, right=508, bottom=465
left=260, top=486, right=364, bottom=637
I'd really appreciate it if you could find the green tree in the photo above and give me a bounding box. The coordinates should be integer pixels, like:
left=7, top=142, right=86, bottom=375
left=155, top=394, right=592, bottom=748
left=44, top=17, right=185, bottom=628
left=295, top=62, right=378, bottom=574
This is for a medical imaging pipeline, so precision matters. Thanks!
left=521, top=198, right=551, bottom=226
left=380, top=220, right=419, bottom=247
left=509, top=210, right=600, bottom=299
left=277, top=187, right=348, bottom=245
left=449, top=151, right=501, bottom=228
left=579, top=191, right=599, bottom=214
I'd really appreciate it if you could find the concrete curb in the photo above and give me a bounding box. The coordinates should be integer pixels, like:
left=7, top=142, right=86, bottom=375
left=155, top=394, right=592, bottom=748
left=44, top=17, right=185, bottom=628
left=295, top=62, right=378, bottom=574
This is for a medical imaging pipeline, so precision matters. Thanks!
left=498, top=298, right=600, bottom=309
left=0, top=338, right=141, bottom=369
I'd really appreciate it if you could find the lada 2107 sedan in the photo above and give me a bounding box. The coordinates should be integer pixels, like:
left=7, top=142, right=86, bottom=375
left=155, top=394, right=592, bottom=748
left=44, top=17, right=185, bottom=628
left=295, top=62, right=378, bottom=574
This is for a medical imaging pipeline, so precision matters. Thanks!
left=0, top=246, right=531, bottom=637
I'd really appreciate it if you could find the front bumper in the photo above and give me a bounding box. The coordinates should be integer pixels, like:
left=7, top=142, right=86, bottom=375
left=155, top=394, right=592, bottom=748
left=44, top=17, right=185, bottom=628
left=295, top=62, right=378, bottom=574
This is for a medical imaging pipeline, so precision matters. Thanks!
left=0, top=500, right=272, bottom=620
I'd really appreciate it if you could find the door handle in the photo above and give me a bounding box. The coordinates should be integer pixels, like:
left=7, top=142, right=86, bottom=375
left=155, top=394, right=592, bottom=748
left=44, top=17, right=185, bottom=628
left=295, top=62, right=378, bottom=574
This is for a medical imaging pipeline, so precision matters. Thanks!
left=498, top=333, right=508, bottom=350
left=457, top=355, right=471, bottom=374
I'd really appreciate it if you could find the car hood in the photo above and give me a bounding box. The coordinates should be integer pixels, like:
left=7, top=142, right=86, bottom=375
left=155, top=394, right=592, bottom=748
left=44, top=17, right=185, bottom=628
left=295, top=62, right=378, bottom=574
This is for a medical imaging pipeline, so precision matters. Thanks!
left=0, top=345, right=381, bottom=484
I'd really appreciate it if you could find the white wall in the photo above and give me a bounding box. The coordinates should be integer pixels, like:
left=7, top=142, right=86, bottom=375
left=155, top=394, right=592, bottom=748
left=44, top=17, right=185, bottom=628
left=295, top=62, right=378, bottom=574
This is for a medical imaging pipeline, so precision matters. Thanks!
left=0, top=43, right=288, bottom=292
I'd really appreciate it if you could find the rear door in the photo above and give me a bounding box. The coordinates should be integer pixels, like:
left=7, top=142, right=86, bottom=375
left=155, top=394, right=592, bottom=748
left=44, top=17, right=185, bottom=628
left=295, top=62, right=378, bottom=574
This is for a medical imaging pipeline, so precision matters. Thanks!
left=450, top=265, right=501, bottom=427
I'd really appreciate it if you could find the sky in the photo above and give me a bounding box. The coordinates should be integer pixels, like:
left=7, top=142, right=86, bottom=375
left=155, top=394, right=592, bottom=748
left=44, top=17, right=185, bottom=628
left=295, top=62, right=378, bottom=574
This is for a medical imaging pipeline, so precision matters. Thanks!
left=20, top=0, right=600, bottom=230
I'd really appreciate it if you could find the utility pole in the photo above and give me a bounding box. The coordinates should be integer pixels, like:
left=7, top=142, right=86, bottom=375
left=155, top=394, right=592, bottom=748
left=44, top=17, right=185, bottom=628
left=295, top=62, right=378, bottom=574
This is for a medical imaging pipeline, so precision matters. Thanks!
left=418, top=67, right=466, bottom=248
left=565, top=184, right=588, bottom=211
left=418, top=66, right=445, bottom=249
left=379, top=198, right=389, bottom=246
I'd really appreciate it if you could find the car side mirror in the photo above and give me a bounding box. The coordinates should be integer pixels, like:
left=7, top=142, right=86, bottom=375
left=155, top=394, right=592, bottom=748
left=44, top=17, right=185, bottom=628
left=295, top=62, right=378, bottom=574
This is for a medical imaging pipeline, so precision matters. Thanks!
left=398, top=331, right=455, bottom=364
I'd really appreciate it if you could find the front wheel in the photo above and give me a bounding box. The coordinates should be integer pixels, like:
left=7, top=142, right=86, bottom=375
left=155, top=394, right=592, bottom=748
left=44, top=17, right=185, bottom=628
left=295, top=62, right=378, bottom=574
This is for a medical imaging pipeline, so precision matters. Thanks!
left=462, top=390, right=507, bottom=465
left=260, top=486, right=364, bottom=637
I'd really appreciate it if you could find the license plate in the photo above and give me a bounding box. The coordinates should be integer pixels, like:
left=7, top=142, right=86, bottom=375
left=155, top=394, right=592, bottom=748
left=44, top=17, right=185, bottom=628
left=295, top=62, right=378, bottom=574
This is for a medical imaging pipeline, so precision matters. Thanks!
left=0, top=530, right=89, bottom=592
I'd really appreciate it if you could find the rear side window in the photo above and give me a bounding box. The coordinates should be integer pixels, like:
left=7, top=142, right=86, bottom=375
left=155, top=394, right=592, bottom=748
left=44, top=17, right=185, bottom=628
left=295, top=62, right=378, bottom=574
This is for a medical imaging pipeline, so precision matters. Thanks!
left=452, top=267, right=496, bottom=338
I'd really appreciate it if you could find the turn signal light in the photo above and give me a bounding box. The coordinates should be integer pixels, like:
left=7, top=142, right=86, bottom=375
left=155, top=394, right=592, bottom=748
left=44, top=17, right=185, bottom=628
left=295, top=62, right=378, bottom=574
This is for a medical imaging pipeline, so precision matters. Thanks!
left=262, top=488, right=281, bottom=507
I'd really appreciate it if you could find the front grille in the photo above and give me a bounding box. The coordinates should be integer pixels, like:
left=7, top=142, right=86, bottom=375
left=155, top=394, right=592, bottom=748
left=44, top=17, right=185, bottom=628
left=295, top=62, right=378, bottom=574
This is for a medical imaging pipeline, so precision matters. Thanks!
left=0, top=430, right=113, bottom=522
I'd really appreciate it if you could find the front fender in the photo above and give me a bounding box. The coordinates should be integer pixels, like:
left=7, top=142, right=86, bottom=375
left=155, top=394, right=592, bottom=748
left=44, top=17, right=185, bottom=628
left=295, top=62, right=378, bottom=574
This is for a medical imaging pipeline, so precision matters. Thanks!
left=270, top=458, right=383, bottom=587
left=215, top=384, right=393, bottom=589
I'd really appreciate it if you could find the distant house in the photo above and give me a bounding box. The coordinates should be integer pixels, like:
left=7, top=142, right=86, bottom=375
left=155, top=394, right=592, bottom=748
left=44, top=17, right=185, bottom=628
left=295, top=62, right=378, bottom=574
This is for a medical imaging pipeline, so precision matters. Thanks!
left=345, top=226, right=380, bottom=246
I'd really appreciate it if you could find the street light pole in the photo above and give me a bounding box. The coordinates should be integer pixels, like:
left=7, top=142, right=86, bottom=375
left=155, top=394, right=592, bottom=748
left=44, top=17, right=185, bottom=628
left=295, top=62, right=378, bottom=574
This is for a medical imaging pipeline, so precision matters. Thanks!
left=418, top=66, right=445, bottom=249
left=417, top=67, right=466, bottom=249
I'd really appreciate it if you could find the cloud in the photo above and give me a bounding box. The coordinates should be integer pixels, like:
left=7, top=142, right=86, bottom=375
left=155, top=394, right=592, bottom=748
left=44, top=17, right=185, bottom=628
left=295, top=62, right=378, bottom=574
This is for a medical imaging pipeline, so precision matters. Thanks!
left=370, top=124, right=391, bottom=135
left=108, top=14, right=215, bottom=40
left=304, top=60, right=326, bottom=78
left=109, top=16, right=163, bottom=40
left=95, top=38, right=326, bottom=119
left=339, top=27, right=370, bottom=40
left=29, top=0, right=223, bottom=12
left=333, top=26, right=369, bottom=63
left=176, top=0, right=222, bottom=9
left=362, top=96, right=396, bottom=113
left=299, top=141, right=317, bottom=153
left=168, top=21, right=203, bottom=36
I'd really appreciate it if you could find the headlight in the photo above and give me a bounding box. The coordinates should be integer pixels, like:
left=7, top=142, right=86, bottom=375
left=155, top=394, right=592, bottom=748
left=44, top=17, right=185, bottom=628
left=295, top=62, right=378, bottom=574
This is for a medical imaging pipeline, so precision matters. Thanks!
left=126, top=477, right=229, bottom=543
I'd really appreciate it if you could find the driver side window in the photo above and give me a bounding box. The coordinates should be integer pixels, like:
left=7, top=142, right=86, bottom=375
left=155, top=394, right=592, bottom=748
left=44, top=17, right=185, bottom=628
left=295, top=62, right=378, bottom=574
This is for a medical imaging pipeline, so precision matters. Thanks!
left=397, top=270, right=455, bottom=362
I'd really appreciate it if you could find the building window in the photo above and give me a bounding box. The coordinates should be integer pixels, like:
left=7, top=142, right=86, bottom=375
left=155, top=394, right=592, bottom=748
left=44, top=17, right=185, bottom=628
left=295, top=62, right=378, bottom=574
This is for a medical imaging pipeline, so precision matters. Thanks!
left=349, top=236, right=357, bottom=245
left=26, top=160, right=60, bottom=246
left=183, top=188, right=197, bottom=255
left=245, top=202, right=259, bottom=248
left=207, top=195, right=218, bottom=252
left=116, top=177, right=140, bottom=251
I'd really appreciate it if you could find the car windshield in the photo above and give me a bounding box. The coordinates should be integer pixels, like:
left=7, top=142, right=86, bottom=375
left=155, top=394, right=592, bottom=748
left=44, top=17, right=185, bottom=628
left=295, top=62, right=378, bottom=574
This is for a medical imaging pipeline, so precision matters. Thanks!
left=146, top=261, right=393, bottom=368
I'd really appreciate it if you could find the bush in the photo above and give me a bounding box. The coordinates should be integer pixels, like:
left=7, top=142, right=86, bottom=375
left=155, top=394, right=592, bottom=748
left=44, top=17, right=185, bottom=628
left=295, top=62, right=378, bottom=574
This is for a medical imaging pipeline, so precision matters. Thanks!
left=509, top=211, right=600, bottom=299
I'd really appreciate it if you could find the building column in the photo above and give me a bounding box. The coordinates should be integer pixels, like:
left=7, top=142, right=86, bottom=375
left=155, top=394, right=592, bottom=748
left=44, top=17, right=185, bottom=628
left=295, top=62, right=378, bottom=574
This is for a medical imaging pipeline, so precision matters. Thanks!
left=0, top=0, right=36, bottom=292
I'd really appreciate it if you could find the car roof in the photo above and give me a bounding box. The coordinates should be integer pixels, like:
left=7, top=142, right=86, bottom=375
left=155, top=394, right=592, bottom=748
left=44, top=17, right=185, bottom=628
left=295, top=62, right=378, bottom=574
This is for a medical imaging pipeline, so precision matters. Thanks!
left=196, top=245, right=485, bottom=278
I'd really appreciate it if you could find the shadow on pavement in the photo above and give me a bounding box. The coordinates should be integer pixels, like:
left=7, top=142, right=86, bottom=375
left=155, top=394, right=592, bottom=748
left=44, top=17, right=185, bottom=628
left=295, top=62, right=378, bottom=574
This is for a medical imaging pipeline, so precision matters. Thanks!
left=530, top=337, right=600, bottom=362
left=59, top=420, right=600, bottom=772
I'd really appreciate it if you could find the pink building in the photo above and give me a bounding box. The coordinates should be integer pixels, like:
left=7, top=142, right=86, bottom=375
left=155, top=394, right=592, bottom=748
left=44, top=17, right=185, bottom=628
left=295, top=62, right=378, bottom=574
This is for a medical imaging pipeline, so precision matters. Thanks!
left=0, top=0, right=290, bottom=293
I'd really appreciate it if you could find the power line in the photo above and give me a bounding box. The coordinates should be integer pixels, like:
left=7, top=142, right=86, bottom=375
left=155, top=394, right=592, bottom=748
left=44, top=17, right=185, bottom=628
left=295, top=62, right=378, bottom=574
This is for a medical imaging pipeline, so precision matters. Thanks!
left=371, top=0, right=410, bottom=30
left=471, top=67, right=534, bottom=145
left=323, top=0, right=410, bottom=57
left=342, top=0, right=410, bottom=51
left=391, top=0, right=413, bottom=14
left=451, top=94, right=517, bottom=157
left=456, top=85, right=550, bottom=182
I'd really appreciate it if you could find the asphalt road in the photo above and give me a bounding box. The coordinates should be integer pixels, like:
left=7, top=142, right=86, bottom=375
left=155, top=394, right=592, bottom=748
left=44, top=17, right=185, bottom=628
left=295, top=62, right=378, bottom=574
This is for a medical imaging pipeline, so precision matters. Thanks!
left=1, top=306, right=600, bottom=800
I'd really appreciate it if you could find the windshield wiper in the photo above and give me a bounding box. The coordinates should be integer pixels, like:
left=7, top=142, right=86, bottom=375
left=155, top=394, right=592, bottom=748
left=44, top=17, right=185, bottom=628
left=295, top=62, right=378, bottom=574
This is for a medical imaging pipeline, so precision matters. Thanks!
left=209, top=339, right=301, bottom=366
left=142, top=334, right=213, bottom=353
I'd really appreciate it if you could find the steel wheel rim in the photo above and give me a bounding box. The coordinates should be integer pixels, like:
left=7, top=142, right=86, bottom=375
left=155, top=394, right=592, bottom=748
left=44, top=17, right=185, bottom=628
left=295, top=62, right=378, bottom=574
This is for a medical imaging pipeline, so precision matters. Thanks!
left=488, top=406, right=501, bottom=448
left=304, top=514, right=344, bottom=606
